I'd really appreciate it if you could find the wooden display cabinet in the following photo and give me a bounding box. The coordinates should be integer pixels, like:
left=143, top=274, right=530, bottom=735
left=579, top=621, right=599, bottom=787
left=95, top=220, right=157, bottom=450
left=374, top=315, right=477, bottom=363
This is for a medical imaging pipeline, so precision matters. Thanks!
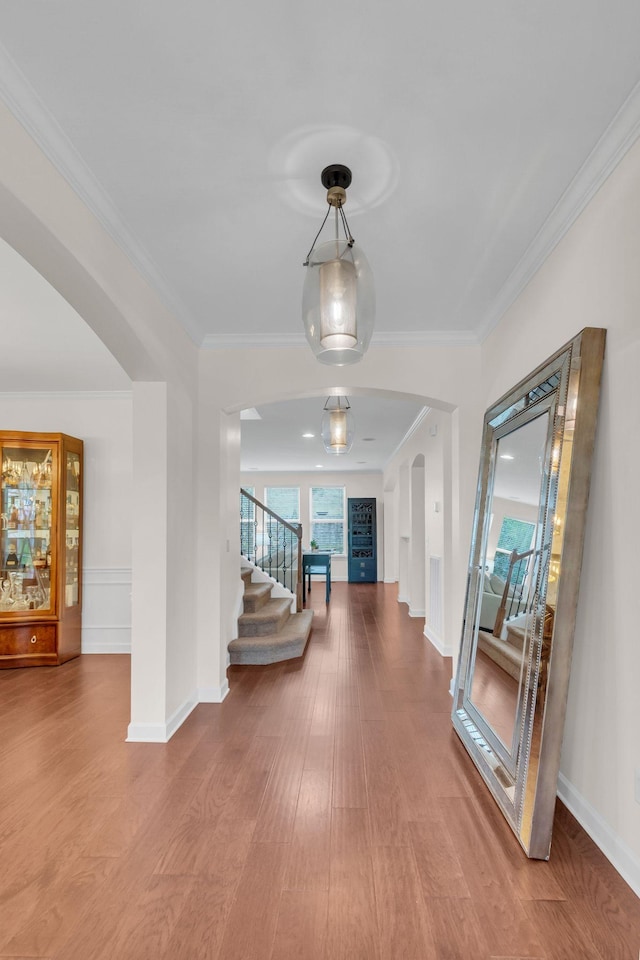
left=0, top=432, right=83, bottom=668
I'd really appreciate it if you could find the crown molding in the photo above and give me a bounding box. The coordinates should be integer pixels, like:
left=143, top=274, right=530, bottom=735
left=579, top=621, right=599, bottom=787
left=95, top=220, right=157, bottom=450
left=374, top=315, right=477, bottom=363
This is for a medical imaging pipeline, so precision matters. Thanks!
left=0, top=390, right=131, bottom=400
left=478, top=76, right=640, bottom=341
left=202, top=329, right=479, bottom=350
left=385, top=405, right=431, bottom=468
left=4, top=37, right=639, bottom=353
left=0, top=43, right=203, bottom=346
left=370, top=330, right=479, bottom=346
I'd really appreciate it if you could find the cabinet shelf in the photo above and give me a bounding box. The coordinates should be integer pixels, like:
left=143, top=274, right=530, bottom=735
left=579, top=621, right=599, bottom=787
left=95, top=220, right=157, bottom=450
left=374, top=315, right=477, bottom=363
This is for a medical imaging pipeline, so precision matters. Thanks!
left=348, top=498, right=377, bottom=583
left=1, top=432, right=83, bottom=668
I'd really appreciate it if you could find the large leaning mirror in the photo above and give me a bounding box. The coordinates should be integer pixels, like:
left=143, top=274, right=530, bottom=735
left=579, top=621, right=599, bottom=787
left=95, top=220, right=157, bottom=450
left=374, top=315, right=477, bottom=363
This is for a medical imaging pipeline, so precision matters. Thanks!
left=452, top=327, right=605, bottom=859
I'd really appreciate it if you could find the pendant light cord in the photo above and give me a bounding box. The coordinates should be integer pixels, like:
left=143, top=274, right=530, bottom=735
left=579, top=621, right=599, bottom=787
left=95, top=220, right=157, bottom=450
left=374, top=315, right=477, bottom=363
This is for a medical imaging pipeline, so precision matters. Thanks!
left=303, top=201, right=355, bottom=267
left=303, top=204, right=332, bottom=266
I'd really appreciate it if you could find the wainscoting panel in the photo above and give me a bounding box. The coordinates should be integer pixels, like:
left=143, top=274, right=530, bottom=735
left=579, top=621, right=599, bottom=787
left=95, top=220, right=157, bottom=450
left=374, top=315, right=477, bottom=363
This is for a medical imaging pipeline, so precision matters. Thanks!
left=82, top=567, right=131, bottom=653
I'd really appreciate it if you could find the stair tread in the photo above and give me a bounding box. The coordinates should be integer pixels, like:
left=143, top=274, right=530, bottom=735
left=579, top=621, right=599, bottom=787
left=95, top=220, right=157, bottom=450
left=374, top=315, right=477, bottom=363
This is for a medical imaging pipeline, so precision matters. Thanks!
left=478, top=630, right=522, bottom=663
left=238, top=597, right=291, bottom=623
left=238, top=597, right=292, bottom=637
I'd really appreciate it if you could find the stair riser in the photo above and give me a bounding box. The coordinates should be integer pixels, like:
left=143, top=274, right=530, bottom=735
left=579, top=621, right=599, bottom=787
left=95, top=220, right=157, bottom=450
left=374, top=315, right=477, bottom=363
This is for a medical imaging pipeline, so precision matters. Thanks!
left=232, top=565, right=312, bottom=665
left=243, top=587, right=272, bottom=613
left=238, top=609, right=290, bottom=637
left=229, top=610, right=314, bottom=665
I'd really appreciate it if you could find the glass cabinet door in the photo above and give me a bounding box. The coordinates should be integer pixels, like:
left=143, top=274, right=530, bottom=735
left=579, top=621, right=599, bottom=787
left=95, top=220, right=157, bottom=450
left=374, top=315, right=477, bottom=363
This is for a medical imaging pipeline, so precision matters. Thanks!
left=64, top=450, right=81, bottom=607
left=1, top=443, right=55, bottom=614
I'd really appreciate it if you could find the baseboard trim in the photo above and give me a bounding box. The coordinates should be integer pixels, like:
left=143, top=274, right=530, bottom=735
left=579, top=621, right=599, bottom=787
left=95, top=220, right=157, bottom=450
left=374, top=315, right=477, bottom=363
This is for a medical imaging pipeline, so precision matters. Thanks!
left=82, top=626, right=131, bottom=654
left=409, top=607, right=426, bottom=618
left=557, top=772, right=640, bottom=898
left=198, top=680, right=230, bottom=703
left=397, top=594, right=409, bottom=605
left=126, top=695, right=198, bottom=743
left=424, top=623, right=452, bottom=657
left=384, top=578, right=396, bottom=584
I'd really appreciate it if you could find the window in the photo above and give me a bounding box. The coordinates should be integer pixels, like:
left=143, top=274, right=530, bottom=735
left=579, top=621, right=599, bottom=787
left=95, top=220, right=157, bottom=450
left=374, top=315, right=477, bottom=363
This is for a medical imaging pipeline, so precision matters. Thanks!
left=240, top=487, right=255, bottom=557
left=310, top=486, right=345, bottom=554
left=493, top=517, right=536, bottom=584
left=264, top=486, right=300, bottom=522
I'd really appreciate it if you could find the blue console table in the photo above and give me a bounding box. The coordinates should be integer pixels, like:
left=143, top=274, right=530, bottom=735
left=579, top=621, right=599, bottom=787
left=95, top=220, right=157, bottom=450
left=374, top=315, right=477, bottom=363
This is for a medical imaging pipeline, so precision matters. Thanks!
left=302, top=552, right=331, bottom=604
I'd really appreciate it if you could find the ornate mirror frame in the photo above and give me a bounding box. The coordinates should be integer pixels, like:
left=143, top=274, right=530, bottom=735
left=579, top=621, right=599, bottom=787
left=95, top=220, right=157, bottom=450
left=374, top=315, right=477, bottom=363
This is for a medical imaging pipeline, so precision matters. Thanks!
left=452, top=327, right=605, bottom=859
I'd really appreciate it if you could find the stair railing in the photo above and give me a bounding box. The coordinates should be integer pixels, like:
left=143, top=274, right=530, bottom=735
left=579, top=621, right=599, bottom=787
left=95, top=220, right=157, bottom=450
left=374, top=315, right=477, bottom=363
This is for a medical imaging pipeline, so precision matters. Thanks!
left=492, top=547, right=537, bottom=638
left=240, top=488, right=303, bottom=611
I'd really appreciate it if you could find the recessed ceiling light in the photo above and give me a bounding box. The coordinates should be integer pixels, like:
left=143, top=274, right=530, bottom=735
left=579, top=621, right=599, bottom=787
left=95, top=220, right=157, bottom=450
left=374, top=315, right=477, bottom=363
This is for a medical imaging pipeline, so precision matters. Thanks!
left=356, top=460, right=367, bottom=464
left=315, top=464, right=324, bottom=468
left=362, top=437, right=375, bottom=442
left=302, top=432, right=315, bottom=438
left=500, top=454, right=515, bottom=460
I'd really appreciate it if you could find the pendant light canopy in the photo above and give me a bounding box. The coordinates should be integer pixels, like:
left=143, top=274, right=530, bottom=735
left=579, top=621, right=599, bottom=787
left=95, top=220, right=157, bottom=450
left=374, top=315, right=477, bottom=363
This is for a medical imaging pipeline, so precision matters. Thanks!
left=303, top=165, right=375, bottom=366
left=322, top=396, right=354, bottom=455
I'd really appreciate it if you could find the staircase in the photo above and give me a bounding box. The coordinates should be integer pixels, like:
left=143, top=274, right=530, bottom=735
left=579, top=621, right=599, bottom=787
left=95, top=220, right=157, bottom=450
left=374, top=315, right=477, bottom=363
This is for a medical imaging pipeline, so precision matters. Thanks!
left=228, top=566, right=314, bottom=665
left=477, top=623, right=525, bottom=681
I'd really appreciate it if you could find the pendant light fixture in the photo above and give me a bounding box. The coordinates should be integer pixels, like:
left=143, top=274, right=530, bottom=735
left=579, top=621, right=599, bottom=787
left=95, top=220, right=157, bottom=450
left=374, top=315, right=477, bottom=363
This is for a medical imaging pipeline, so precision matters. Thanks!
left=303, top=165, right=375, bottom=366
left=321, top=397, right=355, bottom=455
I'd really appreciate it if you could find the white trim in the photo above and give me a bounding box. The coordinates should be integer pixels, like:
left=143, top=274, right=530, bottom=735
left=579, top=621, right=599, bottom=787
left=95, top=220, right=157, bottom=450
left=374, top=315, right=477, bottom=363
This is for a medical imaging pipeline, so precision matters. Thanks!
left=0, top=390, right=131, bottom=401
left=424, top=622, right=452, bottom=657
left=198, top=680, right=230, bottom=703
left=203, top=329, right=480, bottom=350
left=126, top=695, right=198, bottom=743
left=385, top=406, right=431, bottom=469
left=448, top=677, right=455, bottom=697
left=126, top=685, right=230, bottom=742
left=556, top=772, right=640, bottom=899
left=409, top=606, right=426, bottom=618
left=4, top=31, right=640, bottom=354
left=83, top=566, right=132, bottom=586
left=397, top=593, right=409, bottom=604
left=370, top=330, right=478, bottom=346
left=478, top=75, right=640, bottom=341
left=82, top=625, right=130, bottom=654
left=81, top=567, right=131, bottom=653
left=384, top=578, right=396, bottom=584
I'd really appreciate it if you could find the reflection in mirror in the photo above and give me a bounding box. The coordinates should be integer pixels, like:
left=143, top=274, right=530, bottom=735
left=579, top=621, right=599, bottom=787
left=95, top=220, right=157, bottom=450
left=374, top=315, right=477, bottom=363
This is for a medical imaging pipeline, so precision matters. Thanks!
left=470, top=413, right=549, bottom=756
left=452, top=328, right=605, bottom=859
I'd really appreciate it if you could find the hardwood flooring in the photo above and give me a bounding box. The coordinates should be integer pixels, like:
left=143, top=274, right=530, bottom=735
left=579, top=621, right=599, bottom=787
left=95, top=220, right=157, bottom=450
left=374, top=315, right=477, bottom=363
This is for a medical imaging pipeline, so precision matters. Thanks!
left=0, top=582, right=638, bottom=959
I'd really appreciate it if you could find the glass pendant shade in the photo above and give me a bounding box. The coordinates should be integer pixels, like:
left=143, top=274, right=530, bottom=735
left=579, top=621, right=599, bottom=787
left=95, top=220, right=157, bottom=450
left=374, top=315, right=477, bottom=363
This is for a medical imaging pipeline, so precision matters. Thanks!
left=321, top=399, right=354, bottom=454
left=303, top=239, right=375, bottom=366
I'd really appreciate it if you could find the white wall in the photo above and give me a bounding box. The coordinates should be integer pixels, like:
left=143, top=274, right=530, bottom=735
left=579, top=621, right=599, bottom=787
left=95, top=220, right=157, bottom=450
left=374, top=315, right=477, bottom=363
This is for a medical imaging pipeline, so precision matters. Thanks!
left=1, top=101, right=202, bottom=742
left=199, top=345, right=482, bottom=704
left=482, top=136, right=640, bottom=888
left=0, top=391, right=133, bottom=653
left=384, top=408, right=463, bottom=657
left=240, top=471, right=384, bottom=582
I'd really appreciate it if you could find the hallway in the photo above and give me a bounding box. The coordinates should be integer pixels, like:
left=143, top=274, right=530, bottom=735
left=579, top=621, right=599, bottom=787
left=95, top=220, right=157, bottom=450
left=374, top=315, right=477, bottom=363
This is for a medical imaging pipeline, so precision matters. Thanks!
left=0, top=582, right=638, bottom=958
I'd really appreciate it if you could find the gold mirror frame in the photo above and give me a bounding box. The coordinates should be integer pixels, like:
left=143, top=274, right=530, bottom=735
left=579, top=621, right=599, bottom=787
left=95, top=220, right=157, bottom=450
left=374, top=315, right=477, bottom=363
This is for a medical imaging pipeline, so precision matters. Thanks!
left=452, top=328, right=605, bottom=859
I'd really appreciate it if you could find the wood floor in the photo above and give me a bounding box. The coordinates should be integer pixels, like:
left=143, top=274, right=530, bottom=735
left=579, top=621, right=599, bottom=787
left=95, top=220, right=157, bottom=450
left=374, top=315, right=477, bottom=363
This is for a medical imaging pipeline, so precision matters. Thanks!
left=0, top=582, right=638, bottom=959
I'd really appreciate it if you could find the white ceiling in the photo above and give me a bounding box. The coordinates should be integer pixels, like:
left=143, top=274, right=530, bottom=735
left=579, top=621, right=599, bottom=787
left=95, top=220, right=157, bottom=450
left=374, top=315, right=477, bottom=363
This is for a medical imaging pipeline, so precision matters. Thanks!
left=2, top=2, right=640, bottom=470
left=241, top=396, right=427, bottom=473
left=2, top=0, right=640, bottom=349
